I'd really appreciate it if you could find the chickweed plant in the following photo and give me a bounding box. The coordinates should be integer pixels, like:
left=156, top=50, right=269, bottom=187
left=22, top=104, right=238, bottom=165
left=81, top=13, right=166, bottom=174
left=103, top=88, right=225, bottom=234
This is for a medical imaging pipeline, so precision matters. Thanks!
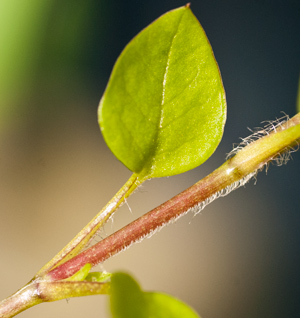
left=0, top=4, right=299, bottom=318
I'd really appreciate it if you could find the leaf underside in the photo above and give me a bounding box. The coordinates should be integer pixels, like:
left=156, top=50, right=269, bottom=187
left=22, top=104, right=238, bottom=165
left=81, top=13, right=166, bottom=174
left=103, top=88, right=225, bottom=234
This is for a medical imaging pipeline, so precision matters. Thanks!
left=110, top=272, right=200, bottom=318
left=99, top=5, right=226, bottom=179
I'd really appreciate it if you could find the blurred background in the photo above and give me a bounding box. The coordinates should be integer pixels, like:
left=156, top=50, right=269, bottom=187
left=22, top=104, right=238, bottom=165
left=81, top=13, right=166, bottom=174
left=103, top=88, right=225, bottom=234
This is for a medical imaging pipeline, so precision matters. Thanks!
left=0, top=0, right=299, bottom=317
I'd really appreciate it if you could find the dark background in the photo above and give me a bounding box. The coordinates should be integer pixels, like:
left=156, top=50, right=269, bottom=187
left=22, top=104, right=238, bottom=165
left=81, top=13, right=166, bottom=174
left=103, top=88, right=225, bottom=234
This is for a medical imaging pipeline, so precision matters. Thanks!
left=0, top=0, right=299, bottom=317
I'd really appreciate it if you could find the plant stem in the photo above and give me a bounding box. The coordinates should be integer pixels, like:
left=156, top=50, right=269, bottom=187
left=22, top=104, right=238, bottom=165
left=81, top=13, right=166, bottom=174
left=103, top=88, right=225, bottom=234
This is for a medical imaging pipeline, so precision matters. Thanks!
left=0, top=283, right=41, bottom=318
left=0, top=279, right=109, bottom=318
left=47, top=114, right=300, bottom=281
left=37, top=280, right=109, bottom=301
left=36, top=173, right=142, bottom=277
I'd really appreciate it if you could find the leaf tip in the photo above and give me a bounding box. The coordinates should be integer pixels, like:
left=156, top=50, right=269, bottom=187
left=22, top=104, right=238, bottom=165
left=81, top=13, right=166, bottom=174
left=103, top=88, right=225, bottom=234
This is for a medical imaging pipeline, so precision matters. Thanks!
left=185, top=3, right=191, bottom=8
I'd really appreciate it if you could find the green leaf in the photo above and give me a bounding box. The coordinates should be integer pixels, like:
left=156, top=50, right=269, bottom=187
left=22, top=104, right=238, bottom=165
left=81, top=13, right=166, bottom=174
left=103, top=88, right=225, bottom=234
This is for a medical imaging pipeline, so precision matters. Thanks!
left=64, top=263, right=91, bottom=281
left=145, top=292, right=200, bottom=318
left=99, top=5, right=226, bottom=179
left=110, top=272, right=201, bottom=318
left=110, top=272, right=147, bottom=318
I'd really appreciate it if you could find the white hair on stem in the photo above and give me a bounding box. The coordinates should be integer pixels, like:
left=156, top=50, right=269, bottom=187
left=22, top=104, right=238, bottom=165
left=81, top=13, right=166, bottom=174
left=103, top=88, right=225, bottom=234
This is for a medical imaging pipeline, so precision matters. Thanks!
left=190, top=113, right=298, bottom=217
left=191, top=171, right=257, bottom=217
left=227, top=113, right=296, bottom=164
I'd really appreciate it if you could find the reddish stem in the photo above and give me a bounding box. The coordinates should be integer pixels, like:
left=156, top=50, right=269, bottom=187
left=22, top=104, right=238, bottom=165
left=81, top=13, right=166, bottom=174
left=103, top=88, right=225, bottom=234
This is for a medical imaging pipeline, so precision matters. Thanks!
left=48, top=166, right=225, bottom=280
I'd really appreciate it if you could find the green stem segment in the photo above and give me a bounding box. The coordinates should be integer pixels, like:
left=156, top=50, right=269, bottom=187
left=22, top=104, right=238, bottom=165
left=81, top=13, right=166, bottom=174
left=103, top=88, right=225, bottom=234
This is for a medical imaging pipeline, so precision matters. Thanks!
left=47, top=114, right=300, bottom=281
left=0, top=279, right=109, bottom=318
left=36, top=173, right=142, bottom=277
left=37, top=281, right=110, bottom=301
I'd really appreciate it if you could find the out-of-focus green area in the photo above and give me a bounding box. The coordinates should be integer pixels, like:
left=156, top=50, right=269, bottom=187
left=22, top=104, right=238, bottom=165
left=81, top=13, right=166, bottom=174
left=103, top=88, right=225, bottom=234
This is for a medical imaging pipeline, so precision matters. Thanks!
left=0, top=0, right=107, bottom=130
left=0, top=0, right=50, bottom=127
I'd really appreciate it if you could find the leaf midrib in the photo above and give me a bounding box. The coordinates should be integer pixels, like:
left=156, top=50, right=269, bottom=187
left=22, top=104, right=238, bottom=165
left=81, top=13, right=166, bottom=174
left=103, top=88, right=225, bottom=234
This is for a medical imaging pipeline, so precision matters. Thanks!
left=140, top=10, right=186, bottom=178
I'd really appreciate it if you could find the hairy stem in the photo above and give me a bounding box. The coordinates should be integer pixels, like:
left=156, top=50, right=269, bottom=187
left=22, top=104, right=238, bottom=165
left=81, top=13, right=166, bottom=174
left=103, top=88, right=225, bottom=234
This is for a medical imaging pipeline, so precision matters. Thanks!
left=47, top=113, right=300, bottom=280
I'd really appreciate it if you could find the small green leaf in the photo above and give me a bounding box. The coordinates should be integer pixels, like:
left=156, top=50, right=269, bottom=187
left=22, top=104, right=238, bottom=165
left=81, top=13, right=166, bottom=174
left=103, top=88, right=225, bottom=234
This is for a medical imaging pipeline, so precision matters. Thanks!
left=85, top=271, right=112, bottom=282
left=64, top=263, right=91, bottom=281
left=99, top=5, right=226, bottom=179
left=110, top=272, right=201, bottom=318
